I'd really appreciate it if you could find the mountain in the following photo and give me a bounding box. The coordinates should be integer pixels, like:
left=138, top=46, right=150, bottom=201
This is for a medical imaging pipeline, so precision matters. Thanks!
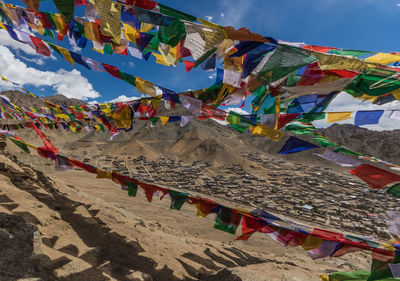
left=0, top=90, right=85, bottom=107
left=318, top=124, right=400, bottom=165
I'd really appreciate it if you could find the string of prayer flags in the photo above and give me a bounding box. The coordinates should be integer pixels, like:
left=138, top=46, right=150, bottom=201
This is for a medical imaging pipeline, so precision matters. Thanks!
left=349, top=164, right=400, bottom=189
left=278, top=136, right=319, bottom=154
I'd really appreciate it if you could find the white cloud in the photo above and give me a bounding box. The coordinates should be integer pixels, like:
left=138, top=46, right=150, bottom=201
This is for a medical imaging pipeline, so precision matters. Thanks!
left=0, top=46, right=100, bottom=100
left=88, top=100, right=99, bottom=105
left=208, top=73, right=216, bottom=80
left=128, top=61, right=135, bottom=68
left=205, top=15, right=213, bottom=21
left=216, top=0, right=253, bottom=27
left=397, top=3, right=400, bottom=7
left=226, top=107, right=249, bottom=115
left=18, top=53, right=45, bottom=65
left=106, top=94, right=144, bottom=103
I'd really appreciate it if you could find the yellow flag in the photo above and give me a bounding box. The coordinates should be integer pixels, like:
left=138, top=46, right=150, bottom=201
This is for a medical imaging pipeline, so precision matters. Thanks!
left=135, top=77, right=157, bottom=97
left=159, top=116, right=169, bottom=126
left=250, top=124, right=285, bottom=142
left=84, top=22, right=99, bottom=41
left=151, top=97, right=161, bottom=109
left=152, top=52, right=170, bottom=66
left=112, top=106, right=132, bottom=130
left=326, top=112, right=351, bottom=123
left=56, top=46, right=74, bottom=66
left=314, top=52, right=377, bottom=71
left=198, top=18, right=227, bottom=37
left=302, top=235, right=323, bottom=251
left=96, top=169, right=112, bottom=179
left=359, top=94, right=379, bottom=103
left=51, top=14, right=65, bottom=32
left=140, top=22, right=154, bottom=33
left=94, top=0, right=121, bottom=44
left=319, top=275, right=329, bottom=281
left=55, top=113, right=70, bottom=120
left=365, top=53, right=400, bottom=65
left=122, top=23, right=138, bottom=44
left=392, top=89, right=400, bottom=101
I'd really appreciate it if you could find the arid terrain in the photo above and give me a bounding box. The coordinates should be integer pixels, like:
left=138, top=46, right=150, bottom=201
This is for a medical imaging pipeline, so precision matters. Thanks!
left=0, top=91, right=398, bottom=280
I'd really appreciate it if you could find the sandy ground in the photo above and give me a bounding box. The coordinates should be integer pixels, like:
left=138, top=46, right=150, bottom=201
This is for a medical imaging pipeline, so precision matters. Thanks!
left=0, top=149, right=373, bottom=281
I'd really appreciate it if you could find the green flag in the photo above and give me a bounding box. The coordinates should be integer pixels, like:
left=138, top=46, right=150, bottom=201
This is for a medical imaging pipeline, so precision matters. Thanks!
left=127, top=182, right=138, bottom=197
left=9, top=138, right=30, bottom=153
left=214, top=206, right=242, bottom=235
left=387, top=184, right=400, bottom=198
left=169, top=190, right=188, bottom=210
left=257, top=45, right=316, bottom=84
left=158, top=20, right=186, bottom=47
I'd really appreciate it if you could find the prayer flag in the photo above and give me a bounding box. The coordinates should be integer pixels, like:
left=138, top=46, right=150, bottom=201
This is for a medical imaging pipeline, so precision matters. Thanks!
left=327, top=112, right=352, bottom=123
left=278, top=114, right=300, bottom=129
left=250, top=124, right=285, bottom=142
left=169, top=190, right=188, bottom=210
left=29, top=36, right=50, bottom=56
left=314, top=150, right=361, bottom=167
left=53, top=0, right=74, bottom=23
left=188, top=197, right=220, bottom=218
left=387, top=184, right=400, bottom=198
left=354, top=110, right=384, bottom=126
left=214, top=206, right=243, bottom=235
left=278, top=136, right=319, bottom=154
left=349, top=164, right=400, bottom=189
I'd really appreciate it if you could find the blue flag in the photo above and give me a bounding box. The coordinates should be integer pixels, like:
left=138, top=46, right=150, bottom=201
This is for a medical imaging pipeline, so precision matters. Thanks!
left=278, top=136, right=319, bottom=154
left=354, top=110, right=384, bottom=126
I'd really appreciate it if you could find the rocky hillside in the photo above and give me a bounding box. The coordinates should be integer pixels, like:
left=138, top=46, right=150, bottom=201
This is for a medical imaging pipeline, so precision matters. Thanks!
left=318, top=124, right=400, bottom=165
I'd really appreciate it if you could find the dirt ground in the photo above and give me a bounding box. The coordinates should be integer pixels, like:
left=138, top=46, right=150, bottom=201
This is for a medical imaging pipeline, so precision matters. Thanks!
left=0, top=148, right=373, bottom=281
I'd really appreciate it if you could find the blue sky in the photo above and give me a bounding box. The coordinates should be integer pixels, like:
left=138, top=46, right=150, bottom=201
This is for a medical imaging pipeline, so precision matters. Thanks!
left=1, top=0, right=400, bottom=126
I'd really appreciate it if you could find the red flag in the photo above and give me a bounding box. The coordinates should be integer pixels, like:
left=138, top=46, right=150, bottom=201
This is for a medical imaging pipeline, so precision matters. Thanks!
left=139, top=182, right=169, bottom=202
left=183, top=60, right=195, bottom=72
left=101, top=63, right=121, bottom=79
left=123, top=0, right=157, bottom=9
left=74, top=0, right=88, bottom=6
left=311, top=228, right=344, bottom=242
left=278, top=114, right=300, bottom=129
left=349, top=164, right=400, bottom=189
left=29, top=36, right=50, bottom=57
left=199, top=104, right=226, bottom=121
left=68, top=159, right=97, bottom=174
left=236, top=215, right=263, bottom=241
left=30, top=121, right=58, bottom=153
left=302, top=45, right=338, bottom=53
left=187, top=197, right=220, bottom=217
